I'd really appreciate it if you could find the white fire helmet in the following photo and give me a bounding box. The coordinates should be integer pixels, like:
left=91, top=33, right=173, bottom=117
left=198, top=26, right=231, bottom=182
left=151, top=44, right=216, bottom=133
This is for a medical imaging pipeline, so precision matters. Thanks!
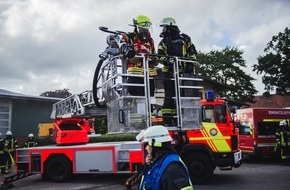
left=28, top=134, right=34, bottom=138
left=6, top=131, right=12, bottom=136
left=279, top=120, right=287, bottom=126
left=159, top=17, right=177, bottom=27
left=136, top=125, right=172, bottom=147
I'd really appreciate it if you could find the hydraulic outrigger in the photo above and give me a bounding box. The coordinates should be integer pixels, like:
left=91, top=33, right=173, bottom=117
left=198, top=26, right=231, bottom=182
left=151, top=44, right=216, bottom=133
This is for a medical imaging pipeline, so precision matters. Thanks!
left=0, top=171, right=33, bottom=189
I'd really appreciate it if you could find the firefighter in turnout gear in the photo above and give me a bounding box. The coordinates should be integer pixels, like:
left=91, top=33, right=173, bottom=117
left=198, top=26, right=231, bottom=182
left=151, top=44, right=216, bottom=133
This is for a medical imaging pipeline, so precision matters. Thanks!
left=136, top=125, right=193, bottom=190
left=24, top=134, right=37, bottom=148
left=122, top=15, right=157, bottom=97
left=4, top=131, right=18, bottom=173
left=275, top=120, right=290, bottom=159
left=157, top=17, right=197, bottom=126
left=0, top=136, right=7, bottom=175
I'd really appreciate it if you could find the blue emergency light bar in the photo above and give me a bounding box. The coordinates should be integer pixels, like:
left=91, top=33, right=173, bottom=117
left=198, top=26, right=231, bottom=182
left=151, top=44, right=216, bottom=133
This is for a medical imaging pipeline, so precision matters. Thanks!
left=206, top=90, right=215, bottom=101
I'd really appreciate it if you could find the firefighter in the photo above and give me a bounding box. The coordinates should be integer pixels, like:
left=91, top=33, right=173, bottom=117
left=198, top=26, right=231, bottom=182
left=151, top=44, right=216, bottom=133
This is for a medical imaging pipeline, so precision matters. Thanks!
left=0, top=136, right=6, bottom=175
left=4, top=131, right=18, bottom=173
left=136, top=125, right=193, bottom=190
left=122, top=15, right=157, bottom=97
left=275, top=120, right=290, bottom=159
left=24, top=133, right=37, bottom=148
left=157, top=17, right=197, bottom=126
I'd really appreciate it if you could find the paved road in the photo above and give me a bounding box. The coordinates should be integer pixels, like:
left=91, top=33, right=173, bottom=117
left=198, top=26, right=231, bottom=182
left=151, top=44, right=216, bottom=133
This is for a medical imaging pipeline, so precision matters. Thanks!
left=2, top=158, right=290, bottom=190
left=197, top=158, right=290, bottom=190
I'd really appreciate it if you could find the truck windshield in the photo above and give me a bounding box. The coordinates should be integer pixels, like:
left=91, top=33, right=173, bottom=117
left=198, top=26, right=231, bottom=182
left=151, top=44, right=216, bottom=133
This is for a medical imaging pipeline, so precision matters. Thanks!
left=202, top=104, right=227, bottom=123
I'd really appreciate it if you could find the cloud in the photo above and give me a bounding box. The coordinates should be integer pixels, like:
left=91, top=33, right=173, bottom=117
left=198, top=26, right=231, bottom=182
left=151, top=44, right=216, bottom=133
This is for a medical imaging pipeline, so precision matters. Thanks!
left=0, top=0, right=289, bottom=96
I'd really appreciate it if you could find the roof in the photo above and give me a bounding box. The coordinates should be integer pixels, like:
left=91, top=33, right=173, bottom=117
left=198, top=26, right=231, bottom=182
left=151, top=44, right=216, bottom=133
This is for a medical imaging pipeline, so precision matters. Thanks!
left=248, top=94, right=290, bottom=108
left=0, top=89, right=62, bottom=102
left=199, top=76, right=236, bottom=91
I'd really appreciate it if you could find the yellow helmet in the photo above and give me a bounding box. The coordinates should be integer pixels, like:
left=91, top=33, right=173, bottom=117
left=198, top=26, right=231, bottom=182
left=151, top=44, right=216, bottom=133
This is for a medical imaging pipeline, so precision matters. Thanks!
left=134, top=15, right=151, bottom=30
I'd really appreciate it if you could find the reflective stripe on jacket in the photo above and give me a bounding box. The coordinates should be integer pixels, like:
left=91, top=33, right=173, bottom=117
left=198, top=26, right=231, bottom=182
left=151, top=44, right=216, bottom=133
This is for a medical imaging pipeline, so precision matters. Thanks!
left=5, top=138, right=18, bottom=153
left=122, top=31, right=155, bottom=75
left=25, top=141, right=37, bottom=148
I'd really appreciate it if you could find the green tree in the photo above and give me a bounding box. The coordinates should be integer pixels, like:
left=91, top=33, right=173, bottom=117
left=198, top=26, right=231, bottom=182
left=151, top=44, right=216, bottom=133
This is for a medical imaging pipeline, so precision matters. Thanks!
left=253, top=27, right=290, bottom=95
left=197, top=47, right=257, bottom=103
left=94, top=116, right=107, bottom=134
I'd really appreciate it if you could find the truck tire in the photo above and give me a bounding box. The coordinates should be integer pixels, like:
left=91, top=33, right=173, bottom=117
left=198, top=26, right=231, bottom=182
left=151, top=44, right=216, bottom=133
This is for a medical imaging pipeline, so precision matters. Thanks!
left=92, top=59, right=106, bottom=108
left=45, top=155, right=72, bottom=183
left=183, top=153, right=214, bottom=184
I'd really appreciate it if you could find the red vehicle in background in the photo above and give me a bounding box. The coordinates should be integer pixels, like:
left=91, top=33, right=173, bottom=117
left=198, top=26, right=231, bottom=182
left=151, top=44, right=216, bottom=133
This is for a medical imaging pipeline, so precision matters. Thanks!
left=235, top=108, right=290, bottom=158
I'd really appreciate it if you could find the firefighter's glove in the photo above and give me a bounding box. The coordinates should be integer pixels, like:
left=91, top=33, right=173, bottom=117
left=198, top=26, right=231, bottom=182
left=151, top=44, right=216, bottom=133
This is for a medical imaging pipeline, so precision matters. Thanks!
left=120, top=44, right=135, bottom=58
left=149, top=56, right=158, bottom=66
left=190, top=54, right=197, bottom=60
left=168, top=57, right=175, bottom=64
left=162, top=57, right=175, bottom=66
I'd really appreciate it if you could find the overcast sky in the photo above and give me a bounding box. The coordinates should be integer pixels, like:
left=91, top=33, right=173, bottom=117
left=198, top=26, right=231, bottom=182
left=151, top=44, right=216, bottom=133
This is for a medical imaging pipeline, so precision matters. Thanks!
left=0, top=0, right=289, bottom=96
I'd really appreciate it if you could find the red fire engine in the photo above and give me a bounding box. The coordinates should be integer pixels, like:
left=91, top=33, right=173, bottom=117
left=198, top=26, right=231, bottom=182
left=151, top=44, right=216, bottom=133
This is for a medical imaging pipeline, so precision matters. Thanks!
left=235, top=108, right=290, bottom=158
left=2, top=27, right=242, bottom=188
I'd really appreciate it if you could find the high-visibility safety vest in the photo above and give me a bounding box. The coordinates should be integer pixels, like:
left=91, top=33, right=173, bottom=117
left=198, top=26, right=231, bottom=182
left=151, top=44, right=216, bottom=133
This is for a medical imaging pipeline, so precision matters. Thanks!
left=5, top=138, right=18, bottom=153
left=161, top=108, right=176, bottom=115
left=24, top=141, right=37, bottom=148
left=122, top=32, right=156, bottom=76
left=276, top=128, right=290, bottom=146
left=158, top=33, right=197, bottom=75
left=139, top=154, right=193, bottom=190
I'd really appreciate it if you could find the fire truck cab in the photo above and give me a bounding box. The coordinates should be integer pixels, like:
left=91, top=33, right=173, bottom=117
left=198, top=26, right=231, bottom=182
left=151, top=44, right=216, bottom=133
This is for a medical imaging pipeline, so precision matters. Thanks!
left=178, top=93, right=241, bottom=183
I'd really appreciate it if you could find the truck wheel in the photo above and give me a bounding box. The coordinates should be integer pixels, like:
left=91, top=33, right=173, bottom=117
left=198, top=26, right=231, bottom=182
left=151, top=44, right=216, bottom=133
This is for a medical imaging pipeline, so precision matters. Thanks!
left=45, top=155, right=72, bottom=182
left=183, top=153, right=213, bottom=184
left=92, top=59, right=106, bottom=108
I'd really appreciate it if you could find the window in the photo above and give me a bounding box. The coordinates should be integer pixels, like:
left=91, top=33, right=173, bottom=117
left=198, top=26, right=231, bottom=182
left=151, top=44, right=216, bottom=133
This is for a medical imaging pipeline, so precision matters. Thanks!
left=202, top=105, right=214, bottom=122
left=238, top=122, right=252, bottom=135
left=0, top=105, right=10, bottom=136
left=215, top=105, right=227, bottom=123
left=59, top=122, right=82, bottom=130
left=257, top=122, right=278, bottom=135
